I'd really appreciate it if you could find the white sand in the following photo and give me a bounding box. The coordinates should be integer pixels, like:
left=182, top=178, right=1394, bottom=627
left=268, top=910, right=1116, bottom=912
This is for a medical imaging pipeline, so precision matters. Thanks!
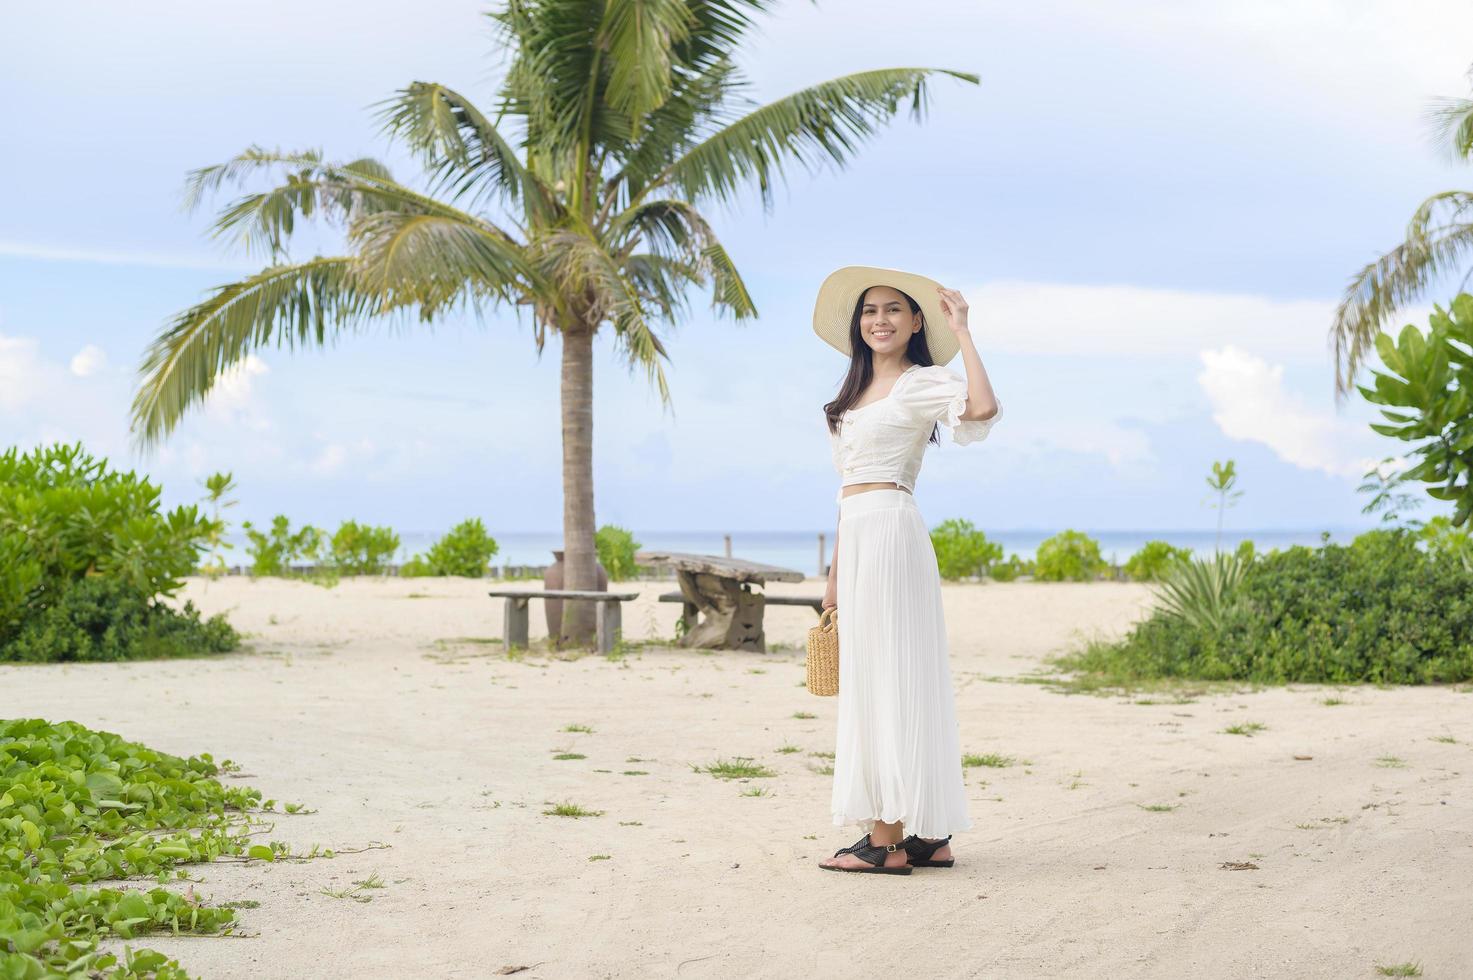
left=6, top=576, right=1470, bottom=979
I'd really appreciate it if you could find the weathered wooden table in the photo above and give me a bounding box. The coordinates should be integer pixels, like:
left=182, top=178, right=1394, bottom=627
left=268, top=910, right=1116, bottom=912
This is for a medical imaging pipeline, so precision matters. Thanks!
left=635, top=550, right=813, bottom=652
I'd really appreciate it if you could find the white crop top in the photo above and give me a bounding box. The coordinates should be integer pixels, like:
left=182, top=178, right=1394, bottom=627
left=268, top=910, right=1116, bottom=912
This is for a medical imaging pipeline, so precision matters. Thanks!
left=827, top=363, right=1003, bottom=504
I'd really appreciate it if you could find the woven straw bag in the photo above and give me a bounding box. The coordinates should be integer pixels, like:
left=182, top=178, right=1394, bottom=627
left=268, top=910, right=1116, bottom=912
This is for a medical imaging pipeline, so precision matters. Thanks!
left=806, top=607, right=839, bottom=696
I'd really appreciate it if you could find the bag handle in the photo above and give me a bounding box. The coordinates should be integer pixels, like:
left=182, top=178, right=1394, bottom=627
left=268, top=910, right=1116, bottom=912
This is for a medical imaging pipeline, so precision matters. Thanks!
left=818, top=606, right=837, bottom=630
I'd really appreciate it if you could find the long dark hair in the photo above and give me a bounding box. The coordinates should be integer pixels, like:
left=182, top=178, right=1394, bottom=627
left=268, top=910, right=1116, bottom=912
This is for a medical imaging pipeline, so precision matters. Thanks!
left=823, top=285, right=940, bottom=446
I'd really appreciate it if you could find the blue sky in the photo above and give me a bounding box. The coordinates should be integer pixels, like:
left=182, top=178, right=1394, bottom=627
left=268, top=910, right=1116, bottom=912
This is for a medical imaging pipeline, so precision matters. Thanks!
left=2, top=0, right=1471, bottom=536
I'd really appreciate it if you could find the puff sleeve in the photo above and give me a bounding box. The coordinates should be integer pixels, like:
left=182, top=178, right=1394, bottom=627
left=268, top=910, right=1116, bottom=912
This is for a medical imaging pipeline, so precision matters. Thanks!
left=898, top=365, right=1003, bottom=445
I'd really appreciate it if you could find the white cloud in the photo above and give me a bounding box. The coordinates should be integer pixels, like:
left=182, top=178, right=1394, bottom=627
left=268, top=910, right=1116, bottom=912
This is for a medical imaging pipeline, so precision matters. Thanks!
left=966, top=280, right=1432, bottom=363
left=966, top=281, right=1437, bottom=368
left=0, top=334, right=45, bottom=410
left=204, top=355, right=271, bottom=428
left=0, top=240, right=252, bottom=272
left=69, top=344, right=108, bottom=377
left=1197, top=345, right=1378, bottom=477
left=309, top=437, right=377, bottom=477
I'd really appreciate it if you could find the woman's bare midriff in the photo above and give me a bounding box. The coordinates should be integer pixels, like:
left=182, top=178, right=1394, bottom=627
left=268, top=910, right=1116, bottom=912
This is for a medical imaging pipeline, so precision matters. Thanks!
left=840, top=481, right=912, bottom=498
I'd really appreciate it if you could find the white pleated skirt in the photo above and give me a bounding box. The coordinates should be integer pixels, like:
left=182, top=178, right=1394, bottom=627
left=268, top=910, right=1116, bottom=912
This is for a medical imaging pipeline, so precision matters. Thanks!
left=830, top=488, right=974, bottom=840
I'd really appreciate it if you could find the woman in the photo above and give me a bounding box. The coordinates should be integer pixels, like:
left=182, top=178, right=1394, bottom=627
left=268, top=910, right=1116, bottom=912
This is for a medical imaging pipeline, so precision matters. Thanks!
left=812, top=265, right=1003, bottom=875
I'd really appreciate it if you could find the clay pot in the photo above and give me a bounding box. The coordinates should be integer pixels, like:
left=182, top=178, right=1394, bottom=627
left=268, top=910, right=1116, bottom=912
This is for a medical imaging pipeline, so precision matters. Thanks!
left=544, top=549, right=609, bottom=638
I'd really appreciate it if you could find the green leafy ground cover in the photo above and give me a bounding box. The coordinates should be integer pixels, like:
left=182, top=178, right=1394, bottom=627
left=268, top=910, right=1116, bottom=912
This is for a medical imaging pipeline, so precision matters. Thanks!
left=0, top=718, right=286, bottom=978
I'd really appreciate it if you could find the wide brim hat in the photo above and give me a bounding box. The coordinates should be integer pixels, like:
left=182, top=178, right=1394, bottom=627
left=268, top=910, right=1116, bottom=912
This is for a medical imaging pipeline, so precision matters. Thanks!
left=812, top=265, right=960, bottom=365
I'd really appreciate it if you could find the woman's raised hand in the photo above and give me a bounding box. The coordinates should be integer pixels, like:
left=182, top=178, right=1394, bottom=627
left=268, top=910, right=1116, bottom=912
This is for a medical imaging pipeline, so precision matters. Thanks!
left=936, top=286, right=970, bottom=334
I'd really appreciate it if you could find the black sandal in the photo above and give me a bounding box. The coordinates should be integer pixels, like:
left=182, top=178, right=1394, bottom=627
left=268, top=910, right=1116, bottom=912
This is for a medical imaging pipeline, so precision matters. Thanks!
left=901, top=834, right=954, bottom=868
left=819, top=834, right=913, bottom=875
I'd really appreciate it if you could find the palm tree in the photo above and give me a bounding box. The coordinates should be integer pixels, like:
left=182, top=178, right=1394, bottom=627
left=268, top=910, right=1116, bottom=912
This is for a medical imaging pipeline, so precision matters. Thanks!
left=131, top=0, right=978, bottom=646
left=1331, top=67, right=1473, bottom=396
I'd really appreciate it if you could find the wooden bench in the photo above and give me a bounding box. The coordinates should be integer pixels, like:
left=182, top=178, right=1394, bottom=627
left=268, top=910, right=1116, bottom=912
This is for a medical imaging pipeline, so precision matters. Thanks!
left=487, top=589, right=639, bottom=655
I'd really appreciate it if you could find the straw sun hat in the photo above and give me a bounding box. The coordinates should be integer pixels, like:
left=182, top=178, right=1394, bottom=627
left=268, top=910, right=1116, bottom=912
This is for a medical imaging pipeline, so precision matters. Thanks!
left=812, top=265, right=961, bottom=365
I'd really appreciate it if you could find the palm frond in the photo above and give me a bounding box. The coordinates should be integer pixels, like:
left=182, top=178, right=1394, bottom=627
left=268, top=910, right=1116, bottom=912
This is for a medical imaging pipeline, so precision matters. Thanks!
left=700, top=239, right=755, bottom=319
left=1427, top=94, right=1473, bottom=161
left=598, top=0, right=698, bottom=127
left=487, top=0, right=613, bottom=162
left=601, top=56, right=745, bottom=212
left=131, top=257, right=391, bottom=447
left=374, top=82, right=546, bottom=219
left=656, top=67, right=979, bottom=209
left=192, top=148, right=519, bottom=260
left=606, top=198, right=755, bottom=318
left=348, top=210, right=536, bottom=317
left=1331, top=191, right=1473, bottom=394
left=624, top=252, right=703, bottom=321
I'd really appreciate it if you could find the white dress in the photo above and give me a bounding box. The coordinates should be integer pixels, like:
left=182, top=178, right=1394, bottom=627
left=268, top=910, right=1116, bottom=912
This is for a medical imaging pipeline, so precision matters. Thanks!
left=825, top=363, right=1003, bottom=838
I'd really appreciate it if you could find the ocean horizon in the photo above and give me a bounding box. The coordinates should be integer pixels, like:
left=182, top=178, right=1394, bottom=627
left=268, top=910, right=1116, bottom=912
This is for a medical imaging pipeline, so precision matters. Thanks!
left=219, top=526, right=1377, bottom=576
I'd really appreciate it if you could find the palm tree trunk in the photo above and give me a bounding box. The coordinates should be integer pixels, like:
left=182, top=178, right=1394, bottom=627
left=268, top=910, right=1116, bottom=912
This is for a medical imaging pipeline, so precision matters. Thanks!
left=558, top=321, right=598, bottom=647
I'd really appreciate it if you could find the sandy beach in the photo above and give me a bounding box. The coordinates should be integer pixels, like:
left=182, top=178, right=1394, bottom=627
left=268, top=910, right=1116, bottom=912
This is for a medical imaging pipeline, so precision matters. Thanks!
left=5, top=576, right=1470, bottom=979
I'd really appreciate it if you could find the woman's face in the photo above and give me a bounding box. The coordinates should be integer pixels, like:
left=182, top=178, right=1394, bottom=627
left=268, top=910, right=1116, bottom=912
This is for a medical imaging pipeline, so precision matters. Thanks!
left=859, top=285, right=920, bottom=357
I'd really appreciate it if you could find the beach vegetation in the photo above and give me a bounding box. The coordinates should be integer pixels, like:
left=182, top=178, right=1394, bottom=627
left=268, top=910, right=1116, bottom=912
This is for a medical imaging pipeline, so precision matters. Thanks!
left=402, top=517, right=500, bottom=577
left=1357, top=295, right=1473, bottom=526
left=1056, top=528, right=1473, bottom=685
left=1033, top=530, right=1109, bottom=581
left=1374, top=963, right=1422, bottom=978
left=542, top=801, right=604, bottom=817
left=1221, top=722, right=1266, bottom=736
left=0, top=443, right=239, bottom=663
left=986, top=554, right=1034, bottom=581
left=594, top=524, right=642, bottom=581
left=930, top=518, right=1003, bottom=580
left=242, top=515, right=327, bottom=577
left=1156, top=552, right=1247, bottom=633
left=196, top=471, right=238, bottom=577
left=0, top=718, right=283, bottom=977
left=1204, top=459, right=1242, bottom=551
left=329, top=520, right=401, bottom=575
left=691, top=757, right=775, bottom=779
left=1123, top=540, right=1193, bottom=582
left=962, top=752, right=1015, bottom=768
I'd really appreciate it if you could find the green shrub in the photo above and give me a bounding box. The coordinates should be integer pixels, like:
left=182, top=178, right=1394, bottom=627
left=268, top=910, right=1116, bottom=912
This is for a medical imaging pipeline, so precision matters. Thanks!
left=1056, top=528, right=1473, bottom=684
left=329, top=520, right=400, bottom=575
left=1034, top=530, right=1108, bottom=582
left=1418, top=516, right=1473, bottom=568
left=403, top=518, right=500, bottom=577
left=2, top=576, right=238, bottom=663
left=0, top=443, right=230, bottom=660
left=1123, top=540, right=1193, bottom=581
left=930, top=518, right=1003, bottom=581
left=595, top=525, right=642, bottom=581
left=987, top=555, right=1033, bottom=582
left=242, top=515, right=325, bottom=577
left=1234, top=538, right=1257, bottom=565
left=0, top=443, right=209, bottom=607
